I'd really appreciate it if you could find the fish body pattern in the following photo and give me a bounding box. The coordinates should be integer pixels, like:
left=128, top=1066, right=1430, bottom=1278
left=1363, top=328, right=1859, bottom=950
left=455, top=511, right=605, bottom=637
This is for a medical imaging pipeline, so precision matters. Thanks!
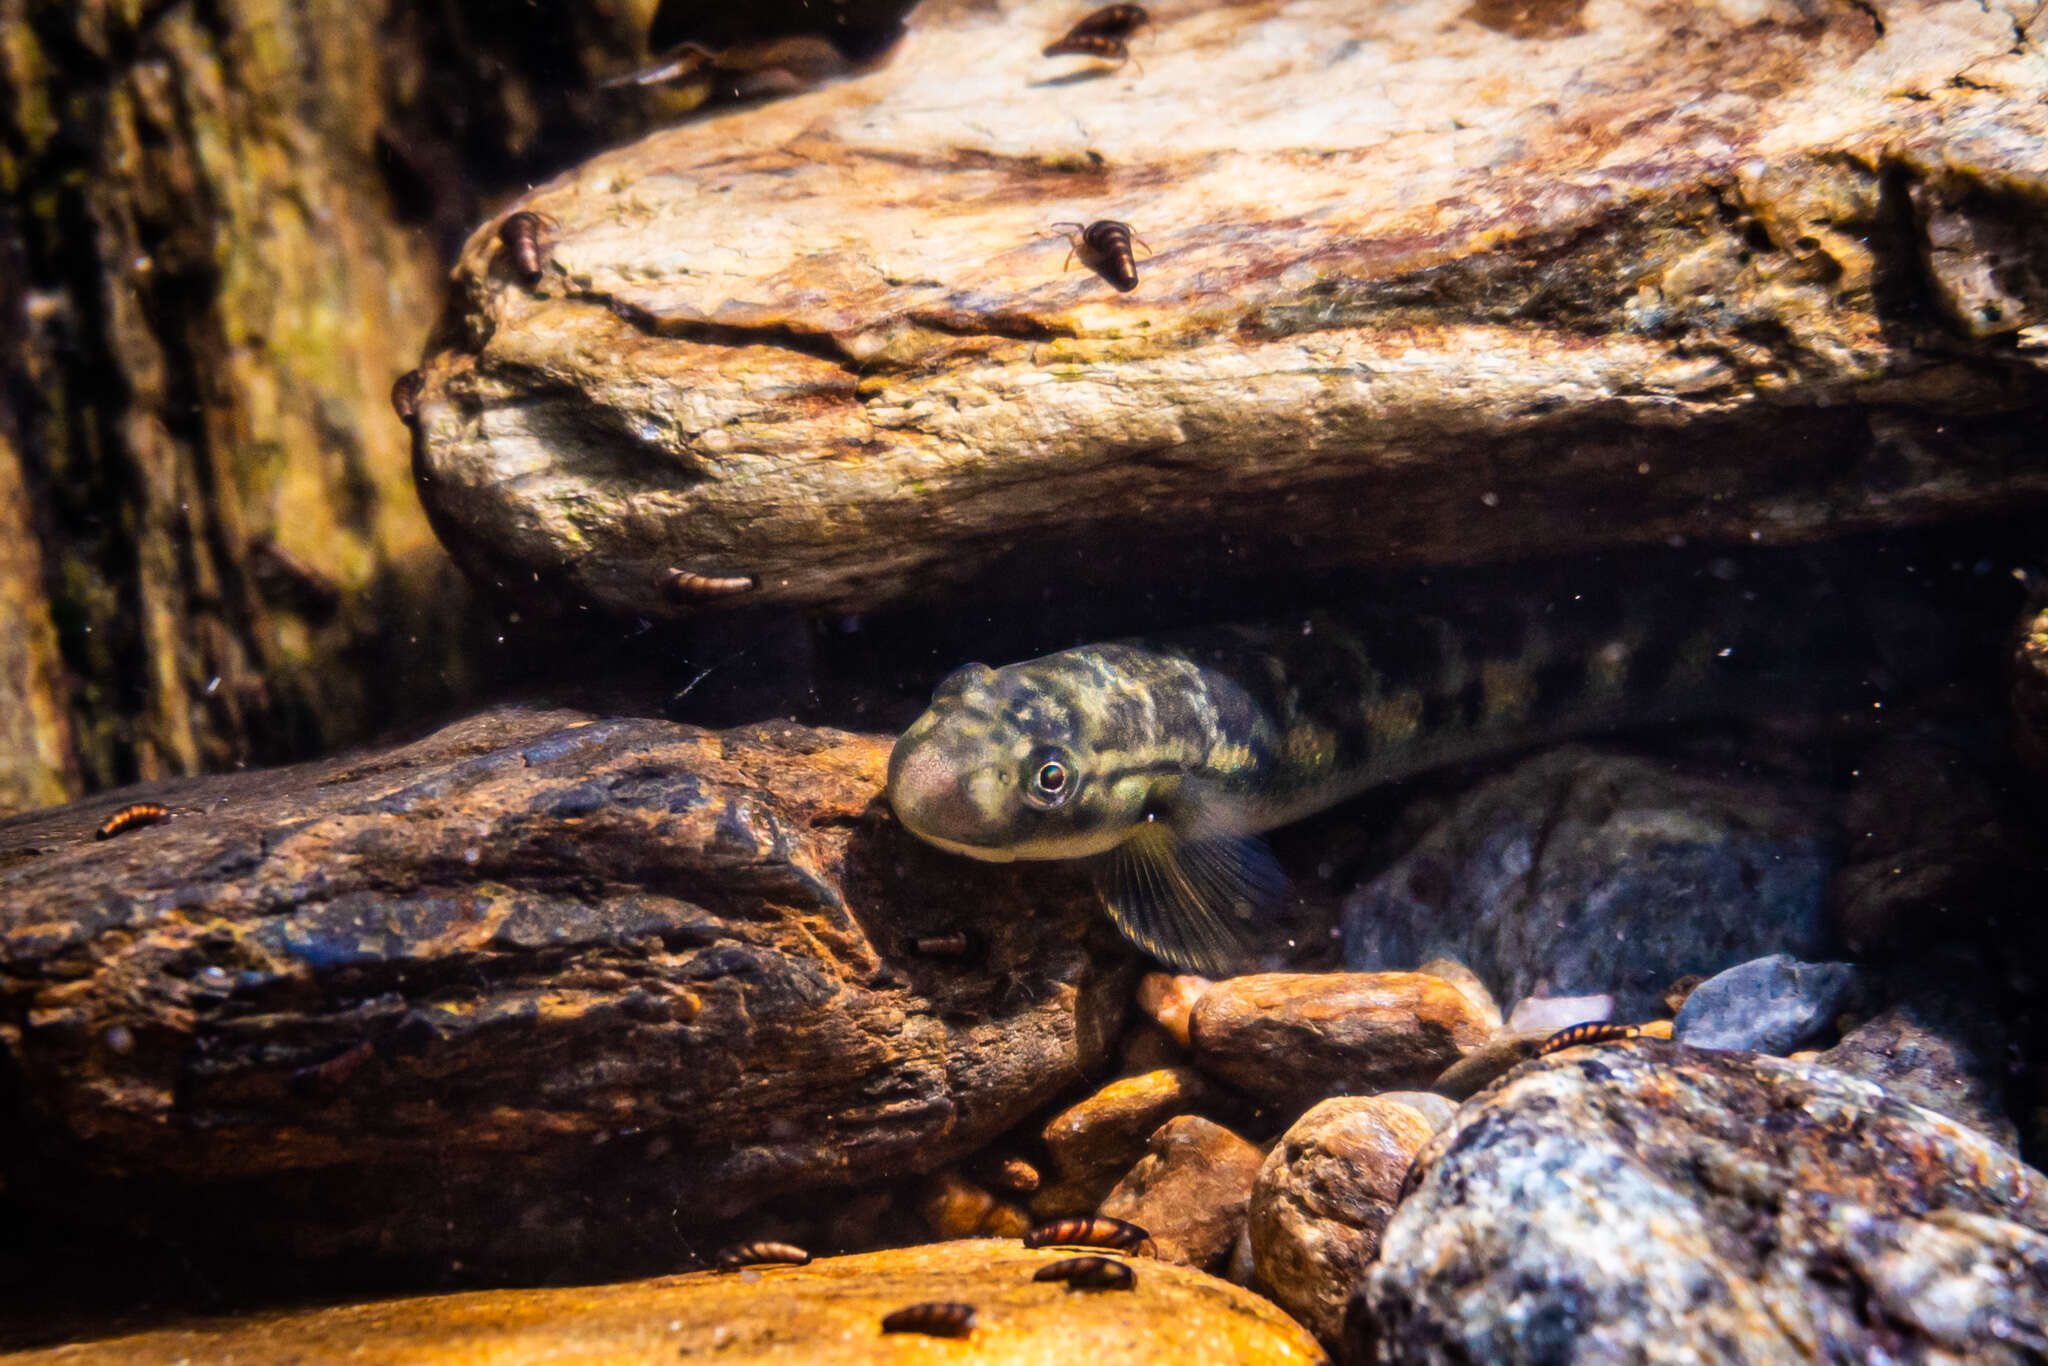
left=887, top=573, right=1861, bottom=975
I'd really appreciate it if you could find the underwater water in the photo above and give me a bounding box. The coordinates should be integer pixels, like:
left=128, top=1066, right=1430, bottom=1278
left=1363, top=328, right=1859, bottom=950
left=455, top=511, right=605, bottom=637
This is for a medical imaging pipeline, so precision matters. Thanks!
left=1, top=0, right=2047, bottom=1362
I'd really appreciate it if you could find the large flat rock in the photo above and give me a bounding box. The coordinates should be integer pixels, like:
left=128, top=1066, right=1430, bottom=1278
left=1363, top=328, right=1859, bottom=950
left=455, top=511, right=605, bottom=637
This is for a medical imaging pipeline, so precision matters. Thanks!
left=1, top=1241, right=1327, bottom=1365
left=0, top=708, right=1133, bottom=1277
left=415, top=0, right=2048, bottom=615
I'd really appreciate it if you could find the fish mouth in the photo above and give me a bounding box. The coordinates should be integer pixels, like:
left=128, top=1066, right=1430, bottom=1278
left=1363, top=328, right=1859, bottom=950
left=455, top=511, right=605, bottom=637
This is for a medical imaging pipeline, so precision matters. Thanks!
left=886, top=730, right=1009, bottom=857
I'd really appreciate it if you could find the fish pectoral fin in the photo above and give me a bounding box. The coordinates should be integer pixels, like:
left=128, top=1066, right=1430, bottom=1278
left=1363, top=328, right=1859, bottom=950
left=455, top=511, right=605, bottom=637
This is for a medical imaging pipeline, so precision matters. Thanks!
left=1098, top=820, right=1289, bottom=977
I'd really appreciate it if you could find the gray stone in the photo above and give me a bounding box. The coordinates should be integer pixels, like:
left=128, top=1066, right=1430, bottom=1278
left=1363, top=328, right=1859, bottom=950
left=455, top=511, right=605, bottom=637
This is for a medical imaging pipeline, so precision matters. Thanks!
left=1672, top=953, right=1865, bottom=1054
left=1819, top=971, right=2020, bottom=1150
left=1344, top=749, right=1837, bottom=1020
left=1356, top=1044, right=2048, bottom=1365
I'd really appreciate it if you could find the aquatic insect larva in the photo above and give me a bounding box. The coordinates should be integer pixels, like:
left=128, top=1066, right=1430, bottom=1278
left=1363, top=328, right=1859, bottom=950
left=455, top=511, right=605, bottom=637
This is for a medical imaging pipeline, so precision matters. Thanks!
left=96, top=802, right=171, bottom=840
left=911, top=931, right=975, bottom=956
left=880, top=1302, right=976, bottom=1337
left=1535, top=1021, right=1642, bottom=1058
left=715, top=1241, right=811, bottom=1270
left=663, top=568, right=757, bottom=603
left=1044, top=6, right=1148, bottom=67
left=1052, top=220, right=1148, bottom=293
left=1023, top=1215, right=1153, bottom=1255
left=498, top=211, right=559, bottom=287
left=1033, top=1254, right=1136, bottom=1290
left=390, top=370, right=423, bottom=427
left=1060, top=4, right=1149, bottom=41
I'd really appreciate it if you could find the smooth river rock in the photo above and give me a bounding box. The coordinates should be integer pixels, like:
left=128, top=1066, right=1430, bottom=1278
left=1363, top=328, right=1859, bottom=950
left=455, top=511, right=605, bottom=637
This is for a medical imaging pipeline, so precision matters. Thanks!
left=1188, top=972, right=1494, bottom=1111
left=3, top=1241, right=1328, bottom=1365
left=1356, top=1043, right=2048, bottom=1365
left=412, top=0, right=2048, bottom=618
left=1038, top=1066, right=1220, bottom=1215
left=1250, top=1096, right=1440, bottom=1347
left=1099, top=1115, right=1265, bottom=1272
left=0, top=707, right=1134, bottom=1279
left=1670, top=953, right=1866, bottom=1054
left=1344, top=748, right=1836, bottom=1020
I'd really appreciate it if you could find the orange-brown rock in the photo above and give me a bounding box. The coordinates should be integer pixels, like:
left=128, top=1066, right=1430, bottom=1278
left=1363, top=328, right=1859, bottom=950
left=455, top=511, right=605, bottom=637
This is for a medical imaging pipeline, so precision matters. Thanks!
left=0, top=707, right=1134, bottom=1280
left=2, top=1241, right=1328, bottom=1365
left=1041, top=1067, right=1216, bottom=1207
left=413, top=0, right=2048, bottom=621
left=921, top=1171, right=1032, bottom=1240
left=1188, top=973, right=1493, bottom=1110
left=1099, top=1116, right=1265, bottom=1272
left=1249, top=1097, right=1439, bottom=1345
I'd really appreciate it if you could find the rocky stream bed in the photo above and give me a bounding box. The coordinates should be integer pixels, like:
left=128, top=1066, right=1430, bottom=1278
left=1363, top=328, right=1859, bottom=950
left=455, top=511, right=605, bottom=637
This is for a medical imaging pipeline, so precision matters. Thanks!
left=4, top=0, right=2048, bottom=1361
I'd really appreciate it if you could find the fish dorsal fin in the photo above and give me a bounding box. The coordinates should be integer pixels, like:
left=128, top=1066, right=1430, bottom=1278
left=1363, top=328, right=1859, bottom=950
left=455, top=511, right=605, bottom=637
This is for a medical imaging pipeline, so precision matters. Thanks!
left=1099, top=815, right=1290, bottom=976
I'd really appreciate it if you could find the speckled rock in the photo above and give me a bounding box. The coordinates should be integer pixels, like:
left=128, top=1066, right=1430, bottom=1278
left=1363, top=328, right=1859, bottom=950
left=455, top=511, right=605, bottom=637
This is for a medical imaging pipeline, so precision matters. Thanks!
left=1357, top=1043, right=2048, bottom=1365
left=1344, top=748, right=1836, bottom=1019
left=1188, top=973, right=1493, bottom=1111
left=412, top=0, right=2048, bottom=619
left=1100, top=1116, right=1265, bottom=1272
left=1039, top=1067, right=1218, bottom=1215
left=1250, top=1097, right=1439, bottom=1346
left=4, top=1240, right=1329, bottom=1365
left=1672, top=954, right=1866, bottom=1054
left=1818, top=973, right=2020, bottom=1150
left=0, top=707, right=1134, bottom=1280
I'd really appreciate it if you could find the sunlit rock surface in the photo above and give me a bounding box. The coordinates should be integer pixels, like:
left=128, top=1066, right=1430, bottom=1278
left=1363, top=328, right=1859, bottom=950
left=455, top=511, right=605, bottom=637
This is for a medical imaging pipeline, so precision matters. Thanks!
left=1098, top=1114, right=1264, bottom=1271
left=4, top=1241, right=1328, bottom=1366
left=0, top=708, right=1133, bottom=1276
left=413, top=0, right=2048, bottom=616
left=1357, top=1043, right=2048, bottom=1365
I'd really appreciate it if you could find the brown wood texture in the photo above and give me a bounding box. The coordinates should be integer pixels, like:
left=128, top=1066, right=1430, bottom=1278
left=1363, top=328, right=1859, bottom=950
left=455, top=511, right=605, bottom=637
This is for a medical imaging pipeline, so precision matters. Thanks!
left=0, top=707, right=1134, bottom=1278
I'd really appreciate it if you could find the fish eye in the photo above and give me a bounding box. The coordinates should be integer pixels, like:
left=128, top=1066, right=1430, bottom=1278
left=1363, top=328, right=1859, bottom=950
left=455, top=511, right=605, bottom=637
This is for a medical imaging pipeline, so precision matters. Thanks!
left=1024, top=750, right=1074, bottom=808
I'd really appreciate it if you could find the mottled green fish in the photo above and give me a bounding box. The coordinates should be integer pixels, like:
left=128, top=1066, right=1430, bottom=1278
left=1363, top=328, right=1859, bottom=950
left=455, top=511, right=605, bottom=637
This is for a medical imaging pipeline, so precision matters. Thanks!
left=887, top=577, right=1844, bottom=975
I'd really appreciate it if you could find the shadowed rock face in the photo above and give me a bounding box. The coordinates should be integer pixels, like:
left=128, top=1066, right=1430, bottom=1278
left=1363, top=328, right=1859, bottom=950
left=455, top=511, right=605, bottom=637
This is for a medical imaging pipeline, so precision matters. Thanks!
left=1357, top=1043, right=2048, bottom=1366
left=0, top=707, right=1134, bottom=1278
left=412, top=0, right=2048, bottom=617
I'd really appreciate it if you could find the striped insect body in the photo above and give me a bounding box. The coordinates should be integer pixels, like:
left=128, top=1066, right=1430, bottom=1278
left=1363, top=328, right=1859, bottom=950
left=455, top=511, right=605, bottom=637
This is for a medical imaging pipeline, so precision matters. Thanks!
left=96, top=803, right=171, bottom=841
left=1033, top=1254, right=1136, bottom=1290
left=1023, top=1215, right=1153, bottom=1255
left=880, top=1301, right=976, bottom=1337
left=715, top=1241, right=811, bottom=1271
left=1535, top=1021, right=1643, bottom=1058
left=391, top=370, right=423, bottom=426
left=498, top=211, right=559, bottom=287
left=1053, top=220, right=1147, bottom=293
left=1044, top=5, right=1149, bottom=67
left=664, top=568, right=757, bottom=602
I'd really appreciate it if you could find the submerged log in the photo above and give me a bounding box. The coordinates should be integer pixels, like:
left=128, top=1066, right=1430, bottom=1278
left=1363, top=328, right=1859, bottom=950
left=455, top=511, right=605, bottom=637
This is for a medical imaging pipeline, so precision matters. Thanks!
left=415, top=0, right=2048, bottom=618
left=0, top=707, right=1134, bottom=1278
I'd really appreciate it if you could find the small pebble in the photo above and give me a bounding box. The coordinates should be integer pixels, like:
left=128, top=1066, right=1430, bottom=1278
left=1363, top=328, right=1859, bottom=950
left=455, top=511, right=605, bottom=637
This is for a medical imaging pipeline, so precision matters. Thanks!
left=1137, top=973, right=1212, bottom=1048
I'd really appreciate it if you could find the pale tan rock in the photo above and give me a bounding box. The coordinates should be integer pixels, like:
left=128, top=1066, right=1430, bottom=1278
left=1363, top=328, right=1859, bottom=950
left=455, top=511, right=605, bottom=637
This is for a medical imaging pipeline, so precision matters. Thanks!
left=1039, top=1067, right=1216, bottom=1212
left=7, top=1241, right=1328, bottom=1365
left=1415, top=958, right=1503, bottom=1033
left=1100, top=1116, right=1265, bottom=1272
left=1369, top=1091, right=1460, bottom=1132
left=415, top=0, right=2048, bottom=618
left=1137, top=973, right=1212, bottom=1049
left=1189, top=972, right=1494, bottom=1109
left=1250, top=1096, right=1439, bottom=1345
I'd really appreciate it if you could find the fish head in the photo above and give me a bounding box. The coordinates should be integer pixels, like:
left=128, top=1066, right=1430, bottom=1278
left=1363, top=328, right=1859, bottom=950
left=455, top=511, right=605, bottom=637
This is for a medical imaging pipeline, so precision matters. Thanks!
left=888, top=655, right=1154, bottom=862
